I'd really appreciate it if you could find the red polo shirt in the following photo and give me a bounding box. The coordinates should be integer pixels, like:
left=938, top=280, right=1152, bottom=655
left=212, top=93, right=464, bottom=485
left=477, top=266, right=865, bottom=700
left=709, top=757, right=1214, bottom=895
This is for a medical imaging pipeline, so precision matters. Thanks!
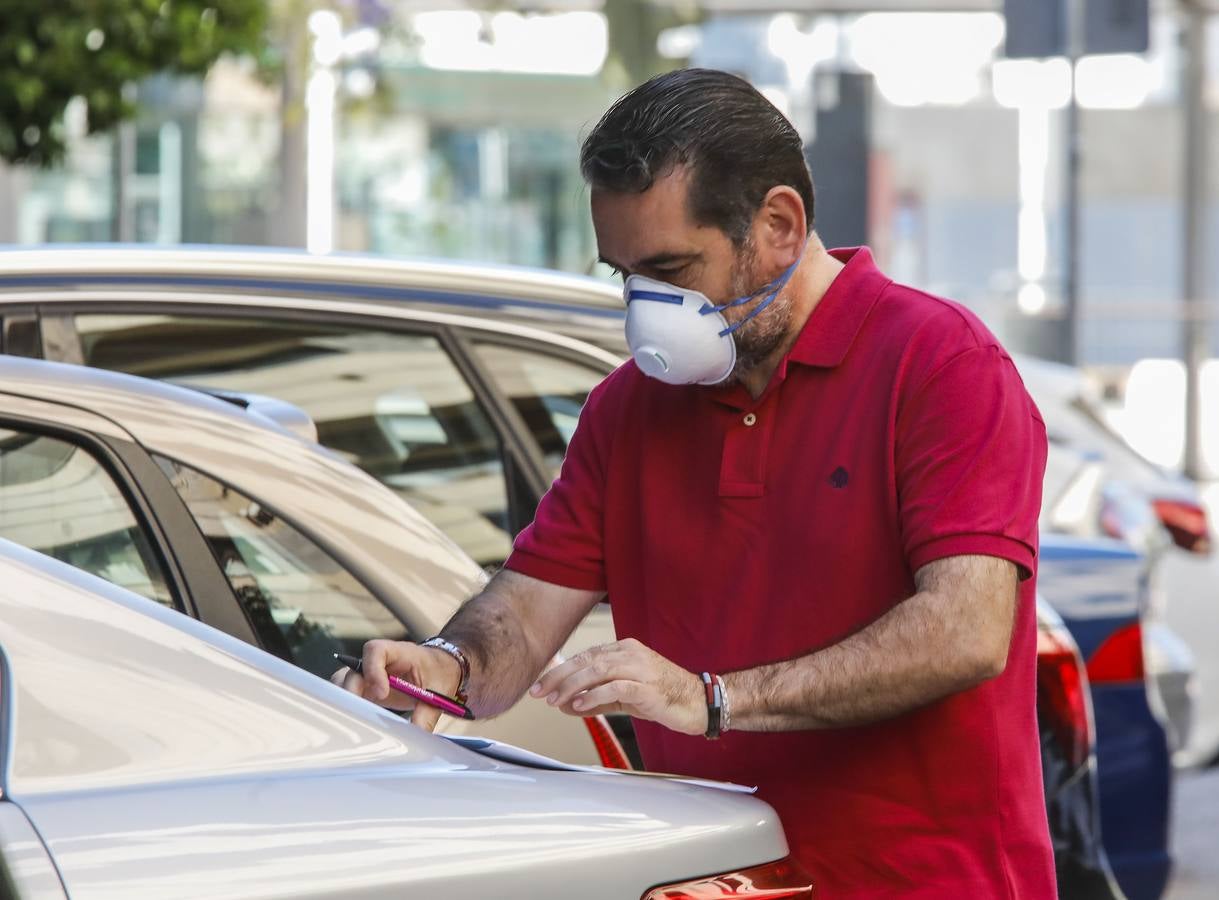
left=506, top=247, right=1054, bottom=898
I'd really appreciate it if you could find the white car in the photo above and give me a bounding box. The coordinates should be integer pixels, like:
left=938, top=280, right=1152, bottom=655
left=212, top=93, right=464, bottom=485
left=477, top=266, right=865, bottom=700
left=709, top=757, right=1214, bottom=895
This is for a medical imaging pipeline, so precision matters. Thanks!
left=0, top=539, right=809, bottom=900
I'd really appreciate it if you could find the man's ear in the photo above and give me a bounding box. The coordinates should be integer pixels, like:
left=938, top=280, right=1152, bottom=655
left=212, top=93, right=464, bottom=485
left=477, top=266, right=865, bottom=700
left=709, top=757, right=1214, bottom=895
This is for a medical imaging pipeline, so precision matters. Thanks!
left=756, top=186, right=807, bottom=265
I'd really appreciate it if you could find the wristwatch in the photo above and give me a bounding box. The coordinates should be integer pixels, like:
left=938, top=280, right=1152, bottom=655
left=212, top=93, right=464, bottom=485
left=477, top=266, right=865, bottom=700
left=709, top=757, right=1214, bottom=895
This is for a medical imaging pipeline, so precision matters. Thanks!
left=421, top=637, right=470, bottom=703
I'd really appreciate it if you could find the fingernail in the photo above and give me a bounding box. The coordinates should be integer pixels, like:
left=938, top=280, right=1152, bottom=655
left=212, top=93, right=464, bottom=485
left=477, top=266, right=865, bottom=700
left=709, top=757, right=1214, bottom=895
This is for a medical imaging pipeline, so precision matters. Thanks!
left=547, top=692, right=558, bottom=705
left=572, top=698, right=585, bottom=710
left=529, top=683, right=541, bottom=696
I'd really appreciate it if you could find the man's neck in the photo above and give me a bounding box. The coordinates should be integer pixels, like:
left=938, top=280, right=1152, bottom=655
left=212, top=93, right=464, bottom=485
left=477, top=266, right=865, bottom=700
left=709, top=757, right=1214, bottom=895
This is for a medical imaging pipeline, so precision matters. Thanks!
left=738, top=238, right=846, bottom=399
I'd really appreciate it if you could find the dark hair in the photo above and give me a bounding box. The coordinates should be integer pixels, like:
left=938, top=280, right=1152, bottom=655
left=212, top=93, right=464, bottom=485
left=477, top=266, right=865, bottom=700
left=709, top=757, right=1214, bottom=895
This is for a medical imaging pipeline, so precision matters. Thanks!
left=580, top=68, right=814, bottom=243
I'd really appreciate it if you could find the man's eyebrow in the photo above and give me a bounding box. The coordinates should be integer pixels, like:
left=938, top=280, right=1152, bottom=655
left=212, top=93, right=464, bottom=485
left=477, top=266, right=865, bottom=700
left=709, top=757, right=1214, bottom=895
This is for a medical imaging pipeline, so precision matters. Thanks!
left=598, top=251, right=700, bottom=271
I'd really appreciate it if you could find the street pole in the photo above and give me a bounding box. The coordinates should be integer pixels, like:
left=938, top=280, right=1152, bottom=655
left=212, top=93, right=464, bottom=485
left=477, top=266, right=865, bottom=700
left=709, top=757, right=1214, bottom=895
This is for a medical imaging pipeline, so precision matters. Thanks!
left=111, top=84, right=138, bottom=243
left=1181, top=0, right=1210, bottom=480
left=1061, top=0, right=1084, bottom=366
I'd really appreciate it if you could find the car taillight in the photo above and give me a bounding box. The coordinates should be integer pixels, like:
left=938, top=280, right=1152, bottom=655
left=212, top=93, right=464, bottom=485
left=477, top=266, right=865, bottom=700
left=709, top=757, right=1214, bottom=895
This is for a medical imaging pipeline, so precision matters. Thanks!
left=1037, top=626, right=1091, bottom=770
left=1086, top=622, right=1145, bottom=684
left=1152, top=498, right=1212, bottom=554
left=584, top=715, right=632, bottom=769
left=642, top=858, right=814, bottom=899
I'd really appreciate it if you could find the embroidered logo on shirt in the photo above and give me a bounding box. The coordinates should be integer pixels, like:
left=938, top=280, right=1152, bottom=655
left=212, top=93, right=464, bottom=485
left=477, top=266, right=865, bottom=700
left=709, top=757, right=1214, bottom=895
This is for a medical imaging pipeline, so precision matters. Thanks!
left=829, top=466, right=850, bottom=489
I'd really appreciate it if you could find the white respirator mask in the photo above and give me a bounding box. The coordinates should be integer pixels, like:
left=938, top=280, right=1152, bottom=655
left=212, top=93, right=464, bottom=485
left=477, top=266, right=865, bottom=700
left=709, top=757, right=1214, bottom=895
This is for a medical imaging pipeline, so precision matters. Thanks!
left=622, top=251, right=803, bottom=386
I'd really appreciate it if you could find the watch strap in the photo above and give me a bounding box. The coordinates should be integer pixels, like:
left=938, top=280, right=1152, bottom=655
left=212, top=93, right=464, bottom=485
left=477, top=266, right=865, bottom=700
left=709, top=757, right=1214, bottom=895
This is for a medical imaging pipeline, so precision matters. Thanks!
left=421, top=637, right=470, bottom=704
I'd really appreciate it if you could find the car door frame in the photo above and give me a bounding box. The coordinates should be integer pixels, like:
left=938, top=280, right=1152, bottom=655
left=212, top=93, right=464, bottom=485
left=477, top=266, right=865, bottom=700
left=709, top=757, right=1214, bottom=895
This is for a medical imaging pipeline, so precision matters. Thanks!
left=448, top=323, right=619, bottom=462
left=0, top=399, right=258, bottom=646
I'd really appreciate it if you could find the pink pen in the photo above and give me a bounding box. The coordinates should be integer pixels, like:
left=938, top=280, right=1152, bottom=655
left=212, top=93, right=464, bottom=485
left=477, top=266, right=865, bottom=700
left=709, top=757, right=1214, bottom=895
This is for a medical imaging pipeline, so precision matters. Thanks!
left=334, top=653, right=474, bottom=720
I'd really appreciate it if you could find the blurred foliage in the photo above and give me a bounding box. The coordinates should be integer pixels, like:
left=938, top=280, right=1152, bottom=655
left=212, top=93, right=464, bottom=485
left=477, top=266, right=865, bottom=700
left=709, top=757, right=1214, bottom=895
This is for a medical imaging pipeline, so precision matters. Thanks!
left=0, top=0, right=269, bottom=167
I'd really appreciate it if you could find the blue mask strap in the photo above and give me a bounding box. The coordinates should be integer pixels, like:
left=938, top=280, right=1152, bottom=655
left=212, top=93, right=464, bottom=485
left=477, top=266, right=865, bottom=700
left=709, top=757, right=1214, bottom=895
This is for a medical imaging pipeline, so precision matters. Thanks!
left=701, top=249, right=804, bottom=338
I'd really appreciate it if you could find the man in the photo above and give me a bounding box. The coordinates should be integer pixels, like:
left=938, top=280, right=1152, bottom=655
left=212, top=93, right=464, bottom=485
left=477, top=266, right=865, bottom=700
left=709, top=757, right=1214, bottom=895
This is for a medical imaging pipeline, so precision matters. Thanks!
left=336, top=69, right=1054, bottom=898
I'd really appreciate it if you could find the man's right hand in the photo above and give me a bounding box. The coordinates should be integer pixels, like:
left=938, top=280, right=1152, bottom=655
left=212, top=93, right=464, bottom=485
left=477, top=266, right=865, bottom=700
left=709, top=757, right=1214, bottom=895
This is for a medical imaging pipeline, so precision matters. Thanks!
left=330, top=639, right=462, bottom=732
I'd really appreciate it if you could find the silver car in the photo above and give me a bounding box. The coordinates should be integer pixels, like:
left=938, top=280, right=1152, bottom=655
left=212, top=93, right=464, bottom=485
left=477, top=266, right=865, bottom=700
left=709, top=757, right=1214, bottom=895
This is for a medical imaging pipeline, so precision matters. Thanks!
left=0, top=539, right=808, bottom=900
left=0, top=355, right=619, bottom=767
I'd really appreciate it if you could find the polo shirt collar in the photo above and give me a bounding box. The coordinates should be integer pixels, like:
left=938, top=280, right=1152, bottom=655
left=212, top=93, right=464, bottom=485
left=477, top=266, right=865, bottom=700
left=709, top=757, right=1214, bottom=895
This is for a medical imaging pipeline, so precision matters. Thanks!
left=705, top=246, right=890, bottom=410
left=786, top=246, right=891, bottom=369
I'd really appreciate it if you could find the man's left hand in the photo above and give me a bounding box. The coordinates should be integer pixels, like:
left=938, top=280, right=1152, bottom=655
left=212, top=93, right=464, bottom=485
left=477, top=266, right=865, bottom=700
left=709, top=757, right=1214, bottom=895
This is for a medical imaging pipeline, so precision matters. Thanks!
left=529, top=638, right=707, bottom=736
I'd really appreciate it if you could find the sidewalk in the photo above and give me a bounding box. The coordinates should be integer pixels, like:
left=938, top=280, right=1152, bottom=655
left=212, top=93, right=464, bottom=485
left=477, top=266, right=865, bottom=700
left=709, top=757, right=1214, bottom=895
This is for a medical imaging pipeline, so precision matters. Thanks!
left=1163, top=766, right=1219, bottom=900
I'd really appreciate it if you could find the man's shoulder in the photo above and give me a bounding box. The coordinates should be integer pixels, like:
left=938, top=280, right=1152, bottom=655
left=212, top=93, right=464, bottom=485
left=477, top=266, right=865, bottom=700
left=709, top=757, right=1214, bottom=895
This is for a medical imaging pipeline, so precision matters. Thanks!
left=874, top=280, right=1000, bottom=353
left=869, top=279, right=1015, bottom=390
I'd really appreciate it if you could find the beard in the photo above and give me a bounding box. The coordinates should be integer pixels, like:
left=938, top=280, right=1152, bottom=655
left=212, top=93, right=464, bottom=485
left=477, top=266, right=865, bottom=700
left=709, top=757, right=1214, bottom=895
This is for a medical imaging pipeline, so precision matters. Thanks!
left=722, top=242, right=794, bottom=383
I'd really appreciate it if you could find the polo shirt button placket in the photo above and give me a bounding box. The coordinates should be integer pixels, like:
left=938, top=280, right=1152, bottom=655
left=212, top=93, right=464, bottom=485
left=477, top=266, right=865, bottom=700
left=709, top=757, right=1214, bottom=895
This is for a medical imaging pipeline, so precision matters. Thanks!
left=718, top=403, right=774, bottom=498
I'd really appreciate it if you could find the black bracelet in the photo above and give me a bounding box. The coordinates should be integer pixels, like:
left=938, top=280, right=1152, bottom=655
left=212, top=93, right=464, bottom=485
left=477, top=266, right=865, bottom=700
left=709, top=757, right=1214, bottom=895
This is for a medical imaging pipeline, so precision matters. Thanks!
left=701, top=671, right=723, bottom=740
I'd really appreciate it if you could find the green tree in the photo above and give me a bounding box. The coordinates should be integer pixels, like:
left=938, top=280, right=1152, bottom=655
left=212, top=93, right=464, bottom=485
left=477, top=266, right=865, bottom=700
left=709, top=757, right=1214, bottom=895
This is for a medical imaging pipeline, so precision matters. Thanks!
left=0, top=0, right=268, bottom=166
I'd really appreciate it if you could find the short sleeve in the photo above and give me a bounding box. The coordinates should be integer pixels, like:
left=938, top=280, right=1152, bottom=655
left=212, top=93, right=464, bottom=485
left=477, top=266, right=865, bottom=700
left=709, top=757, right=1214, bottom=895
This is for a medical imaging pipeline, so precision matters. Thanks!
left=502, top=376, right=614, bottom=591
left=896, top=345, right=1047, bottom=580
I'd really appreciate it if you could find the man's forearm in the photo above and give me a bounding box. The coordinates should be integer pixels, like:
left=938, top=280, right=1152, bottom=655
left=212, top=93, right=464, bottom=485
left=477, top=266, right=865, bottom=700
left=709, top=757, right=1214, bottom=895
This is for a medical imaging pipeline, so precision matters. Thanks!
left=437, top=569, right=604, bottom=719
left=437, top=588, right=550, bottom=718
left=528, top=555, right=1017, bottom=737
left=725, top=584, right=1013, bottom=731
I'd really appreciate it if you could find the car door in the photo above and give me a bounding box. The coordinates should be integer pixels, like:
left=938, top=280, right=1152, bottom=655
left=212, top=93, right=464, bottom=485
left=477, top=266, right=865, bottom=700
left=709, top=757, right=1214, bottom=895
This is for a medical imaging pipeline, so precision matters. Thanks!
left=457, top=334, right=618, bottom=658
left=43, top=309, right=549, bottom=569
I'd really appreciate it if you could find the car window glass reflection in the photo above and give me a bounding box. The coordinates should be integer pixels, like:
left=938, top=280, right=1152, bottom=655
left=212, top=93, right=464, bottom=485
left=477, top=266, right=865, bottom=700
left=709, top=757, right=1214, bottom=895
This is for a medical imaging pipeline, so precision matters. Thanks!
left=472, top=342, right=605, bottom=477
left=154, top=456, right=408, bottom=678
left=75, top=314, right=513, bottom=566
left=0, top=428, right=173, bottom=606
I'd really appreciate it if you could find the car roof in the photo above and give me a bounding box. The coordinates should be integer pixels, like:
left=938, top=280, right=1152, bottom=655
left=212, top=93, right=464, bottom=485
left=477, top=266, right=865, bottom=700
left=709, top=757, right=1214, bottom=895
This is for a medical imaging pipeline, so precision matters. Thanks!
left=0, top=351, right=297, bottom=437
left=0, top=244, right=622, bottom=309
left=0, top=356, right=485, bottom=631
left=0, top=244, right=631, bottom=360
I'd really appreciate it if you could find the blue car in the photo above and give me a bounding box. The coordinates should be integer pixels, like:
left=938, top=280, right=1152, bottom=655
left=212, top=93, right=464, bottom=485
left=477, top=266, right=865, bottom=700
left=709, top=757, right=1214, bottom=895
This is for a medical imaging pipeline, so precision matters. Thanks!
left=1040, top=535, right=1172, bottom=900
left=0, top=246, right=1176, bottom=898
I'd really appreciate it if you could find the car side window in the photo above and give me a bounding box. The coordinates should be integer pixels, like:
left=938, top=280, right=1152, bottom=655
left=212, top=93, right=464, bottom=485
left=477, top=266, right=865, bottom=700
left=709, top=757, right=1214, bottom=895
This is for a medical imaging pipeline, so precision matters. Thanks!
left=74, top=314, right=514, bottom=566
left=471, top=342, right=606, bottom=477
left=154, top=456, right=408, bottom=679
left=0, top=427, right=174, bottom=607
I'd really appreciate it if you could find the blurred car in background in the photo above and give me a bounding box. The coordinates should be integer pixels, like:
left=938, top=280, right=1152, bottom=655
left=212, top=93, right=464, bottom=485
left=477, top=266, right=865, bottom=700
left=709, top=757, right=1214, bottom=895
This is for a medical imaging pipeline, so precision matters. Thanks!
left=0, top=539, right=810, bottom=900
left=1042, top=442, right=1196, bottom=757
left=0, top=354, right=627, bottom=769
left=1040, top=533, right=1174, bottom=900
left=1018, top=353, right=1212, bottom=557
left=0, top=245, right=1185, bottom=899
left=1036, top=596, right=1126, bottom=900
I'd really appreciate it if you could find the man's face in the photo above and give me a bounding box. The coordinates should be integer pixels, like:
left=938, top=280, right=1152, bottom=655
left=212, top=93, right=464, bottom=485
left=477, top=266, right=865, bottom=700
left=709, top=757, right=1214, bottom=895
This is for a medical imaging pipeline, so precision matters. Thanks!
left=592, top=169, right=794, bottom=382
